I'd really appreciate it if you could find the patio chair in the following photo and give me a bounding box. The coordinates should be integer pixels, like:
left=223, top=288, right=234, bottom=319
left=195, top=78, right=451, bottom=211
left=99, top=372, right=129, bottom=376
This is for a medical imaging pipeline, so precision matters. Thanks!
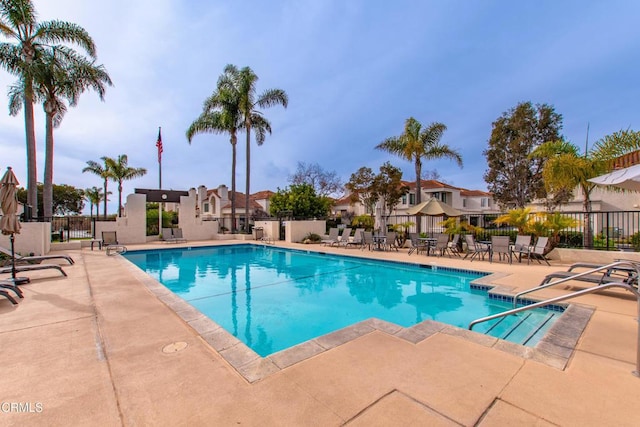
left=463, top=235, right=489, bottom=262
left=102, top=231, right=119, bottom=248
left=490, top=235, right=512, bottom=264
left=345, top=228, right=364, bottom=248
left=0, top=245, right=74, bottom=265
left=163, top=228, right=186, bottom=243
left=361, top=231, right=374, bottom=251
left=384, top=231, right=399, bottom=251
left=321, top=228, right=339, bottom=246
left=447, top=234, right=462, bottom=257
left=525, top=236, right=551, bottom=265
left=408, top=233, right=428, bottom=255
left=0, top=262, right=67, bottom=277
left=513, top=235, right=532, bottom=262
left=431, top=233, right=451, bottom=257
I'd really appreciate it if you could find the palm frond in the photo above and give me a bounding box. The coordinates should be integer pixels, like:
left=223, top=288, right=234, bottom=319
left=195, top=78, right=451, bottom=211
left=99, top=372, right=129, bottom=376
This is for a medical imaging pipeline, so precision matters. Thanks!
left=36, top=20, right=96, bottom=58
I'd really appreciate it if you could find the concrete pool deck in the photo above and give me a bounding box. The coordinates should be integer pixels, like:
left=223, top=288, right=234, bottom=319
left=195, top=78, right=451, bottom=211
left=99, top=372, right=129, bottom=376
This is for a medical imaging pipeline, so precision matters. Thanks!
left=1, top=240, right=639, bottom=426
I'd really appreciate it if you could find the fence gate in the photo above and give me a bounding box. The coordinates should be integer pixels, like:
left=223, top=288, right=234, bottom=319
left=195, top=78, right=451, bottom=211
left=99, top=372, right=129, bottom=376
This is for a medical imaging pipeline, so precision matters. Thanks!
left=51, top=216, right=94, bottom=242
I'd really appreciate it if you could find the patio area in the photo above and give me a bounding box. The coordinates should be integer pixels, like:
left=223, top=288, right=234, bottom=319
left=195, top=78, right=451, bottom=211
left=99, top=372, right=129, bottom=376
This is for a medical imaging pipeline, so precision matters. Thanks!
left=1, top=240, right=639, bottom=426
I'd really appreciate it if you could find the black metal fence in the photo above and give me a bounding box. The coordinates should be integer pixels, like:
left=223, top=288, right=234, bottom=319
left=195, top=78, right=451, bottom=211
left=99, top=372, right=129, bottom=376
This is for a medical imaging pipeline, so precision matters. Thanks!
left=384, top=210, right=640, bottom=251
left=49, top=216, right=96, bottom=242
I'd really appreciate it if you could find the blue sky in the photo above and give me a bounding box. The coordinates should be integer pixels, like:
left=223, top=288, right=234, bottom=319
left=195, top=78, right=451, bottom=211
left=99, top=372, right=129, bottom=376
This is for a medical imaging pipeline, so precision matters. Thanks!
left=0, top=1, right=639, bottom=214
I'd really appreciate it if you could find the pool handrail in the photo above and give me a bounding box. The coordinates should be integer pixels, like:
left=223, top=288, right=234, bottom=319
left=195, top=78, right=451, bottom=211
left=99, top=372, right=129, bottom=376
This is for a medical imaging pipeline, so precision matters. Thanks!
left=513, top=260, right=640, bottom=308
left=468, top=281, right=640, bottom=377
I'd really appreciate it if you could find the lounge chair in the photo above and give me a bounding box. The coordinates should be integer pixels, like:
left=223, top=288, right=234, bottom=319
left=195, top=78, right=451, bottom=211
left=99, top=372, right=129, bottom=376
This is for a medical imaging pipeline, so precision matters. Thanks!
left=345, top=228, right=364, bottom=248
left=0, top=263, right=67, bottom=277
left=337, top=228, right=352, bottom=247
left=102, top=231, right=119, bottom=248
left=162, top=228, right=187, bottom=243
left=0, top=245, right=74, bottom=265
left=539, top=270, right=635, bottom=287
left=490, top=235, right=512, bottom=264
left=361, top=231, right=374, bottom=251
left=0, top=279, right=23, bottom=305
left=512, top=235, right=532, bottom=262
left=384, top=231, right=399, bottom=251
left=463, top=235, right=489, bottom=261
left=524, top=236, right=551, bottom=265
left=321, top=228, right=339, bottom=246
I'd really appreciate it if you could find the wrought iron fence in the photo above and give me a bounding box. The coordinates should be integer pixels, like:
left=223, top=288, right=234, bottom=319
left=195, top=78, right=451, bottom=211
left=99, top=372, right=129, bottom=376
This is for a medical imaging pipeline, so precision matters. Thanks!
left=49, top=216, right=96, bottom=242
left=384, top=210, right=640, bottom=251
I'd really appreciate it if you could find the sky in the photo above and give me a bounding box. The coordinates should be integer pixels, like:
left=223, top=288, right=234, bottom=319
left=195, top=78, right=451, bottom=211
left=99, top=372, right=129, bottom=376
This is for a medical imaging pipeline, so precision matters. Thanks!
left=0, top=0, right=639, bottom=215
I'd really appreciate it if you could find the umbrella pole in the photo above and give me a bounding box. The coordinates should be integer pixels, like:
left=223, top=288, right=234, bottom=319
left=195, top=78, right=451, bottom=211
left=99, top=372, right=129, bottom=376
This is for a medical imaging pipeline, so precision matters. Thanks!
left=9, top=233, right=29, bottom=285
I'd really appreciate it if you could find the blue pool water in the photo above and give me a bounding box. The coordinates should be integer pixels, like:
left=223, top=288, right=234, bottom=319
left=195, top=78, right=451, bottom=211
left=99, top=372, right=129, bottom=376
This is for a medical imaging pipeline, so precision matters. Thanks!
left=123, top=245, right=560, bottom=356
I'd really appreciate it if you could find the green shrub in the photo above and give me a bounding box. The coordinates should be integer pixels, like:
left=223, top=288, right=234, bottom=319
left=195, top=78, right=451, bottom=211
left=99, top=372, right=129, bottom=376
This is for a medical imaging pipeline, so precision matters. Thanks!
left=351, top=215, right=374, bottom=230
left=302, top=232, right=322, bottom=244
left=630, top=232, right=640, bottom=250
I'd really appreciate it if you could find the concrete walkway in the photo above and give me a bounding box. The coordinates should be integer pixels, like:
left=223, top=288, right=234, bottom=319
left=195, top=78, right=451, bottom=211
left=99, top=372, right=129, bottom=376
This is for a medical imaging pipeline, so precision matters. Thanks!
left=1, top=241, right=639, bottom=426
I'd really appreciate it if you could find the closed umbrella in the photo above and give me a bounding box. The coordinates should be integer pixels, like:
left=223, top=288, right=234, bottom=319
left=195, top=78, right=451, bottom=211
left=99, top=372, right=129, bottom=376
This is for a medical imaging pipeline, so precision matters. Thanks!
left=406, top=197, right=462, bottom=217
left=0, top=167, right=29, bottom=285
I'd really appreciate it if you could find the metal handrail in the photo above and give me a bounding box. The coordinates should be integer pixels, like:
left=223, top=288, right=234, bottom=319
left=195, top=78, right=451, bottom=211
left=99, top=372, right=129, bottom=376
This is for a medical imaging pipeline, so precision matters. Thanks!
left=513, top=261, right=640, bottom=308
left=469, top=281, right=640, bottom=377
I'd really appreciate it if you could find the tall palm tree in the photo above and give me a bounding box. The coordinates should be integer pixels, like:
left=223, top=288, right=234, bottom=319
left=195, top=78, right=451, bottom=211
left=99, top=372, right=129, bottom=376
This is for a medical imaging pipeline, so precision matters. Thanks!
left=0, top=0, right=96, bottom=217
left=104, top=154, right=147, bottom=217
left=82, top=158, right=110, bottom=220
left=9, top=46, right=111, bottom=219
left=224, top=65, right=288, bottom=233
left=186, top=67, right=243, bottom=232
left=376, top=117, right=463, bottom=232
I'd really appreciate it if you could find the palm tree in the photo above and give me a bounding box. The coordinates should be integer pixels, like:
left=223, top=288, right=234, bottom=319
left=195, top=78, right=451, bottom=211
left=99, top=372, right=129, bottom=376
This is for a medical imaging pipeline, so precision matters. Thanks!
left=84, top=186, right=108, bottom=222
left=0, top=0, right=96, bottom=217
left=82, top=158, right=110, bottom=220
left=9, top=46, right=111, bottom=219
left=224, top=65, right=288, bottom=233
left=104, top=155, right=147, bottom=217
left=376, top=117, right=462, bottom=232
left=186, top=67, right=243, bottom=232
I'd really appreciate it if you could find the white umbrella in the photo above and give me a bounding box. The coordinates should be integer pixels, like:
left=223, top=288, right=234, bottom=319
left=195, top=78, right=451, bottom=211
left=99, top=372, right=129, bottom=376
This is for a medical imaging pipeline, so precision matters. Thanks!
left=588, top=163, right=640, bottom=191
left=0, top=167, right=29, bottom=285
left=406, top=197, right=462, bottom=217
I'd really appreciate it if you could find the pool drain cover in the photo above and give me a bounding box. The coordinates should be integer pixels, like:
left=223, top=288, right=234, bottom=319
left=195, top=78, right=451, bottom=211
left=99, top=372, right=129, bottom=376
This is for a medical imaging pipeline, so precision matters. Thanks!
left=162, top=341, right=188, bottom=353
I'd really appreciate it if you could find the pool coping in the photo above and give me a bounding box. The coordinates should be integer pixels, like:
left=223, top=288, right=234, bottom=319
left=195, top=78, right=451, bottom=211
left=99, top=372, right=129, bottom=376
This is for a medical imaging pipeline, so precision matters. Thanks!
left=119, top=246, right=595, bottom=383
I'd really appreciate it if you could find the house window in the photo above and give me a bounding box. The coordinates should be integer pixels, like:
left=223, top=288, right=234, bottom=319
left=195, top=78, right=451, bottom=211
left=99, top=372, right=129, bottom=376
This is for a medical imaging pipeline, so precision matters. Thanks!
left=203, top=202, right=209, bottom=212
left=462, top=199, right=467, bottom=208
left=402, top=195, right=407, bottom=205
left=409, top=193, right=415, bottom=205
left=481, top=198, right=488, bottom=207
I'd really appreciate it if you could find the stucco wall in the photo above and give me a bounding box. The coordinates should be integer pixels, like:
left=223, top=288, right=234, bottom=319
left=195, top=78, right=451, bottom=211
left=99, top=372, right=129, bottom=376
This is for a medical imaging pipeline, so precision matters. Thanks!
left=0, top=222, right=51, bottom=256
left=254, top=220, right=279, bottom=241
left=95, top=193, right=147, bottom=244
left=285, top=220, right=326, bottom=243
left=178, top=193, right=220, bottom=241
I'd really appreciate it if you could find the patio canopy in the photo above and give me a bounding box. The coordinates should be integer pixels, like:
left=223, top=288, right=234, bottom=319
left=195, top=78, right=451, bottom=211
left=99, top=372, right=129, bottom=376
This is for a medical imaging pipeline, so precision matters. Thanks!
left=588, top=164, right=640, bottom=191
left=406, top=198, right=462, bottom=217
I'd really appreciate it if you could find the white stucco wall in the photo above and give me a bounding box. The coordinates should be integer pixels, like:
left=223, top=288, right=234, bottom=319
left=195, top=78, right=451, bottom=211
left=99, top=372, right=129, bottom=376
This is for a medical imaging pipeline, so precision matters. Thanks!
left=285, top=220, right=326, bottom=243
left=0, top=222, right=51, bottom=255
left=254, top=221, right=279, bottom=241
left=178, top=193, right=220, bottom=240
left=95, top=193, right=147, bottom=244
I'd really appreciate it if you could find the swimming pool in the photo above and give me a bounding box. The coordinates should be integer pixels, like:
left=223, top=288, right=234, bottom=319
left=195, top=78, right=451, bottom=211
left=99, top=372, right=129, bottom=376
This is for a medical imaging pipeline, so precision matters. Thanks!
left=123, top=244, right=561, bottom=356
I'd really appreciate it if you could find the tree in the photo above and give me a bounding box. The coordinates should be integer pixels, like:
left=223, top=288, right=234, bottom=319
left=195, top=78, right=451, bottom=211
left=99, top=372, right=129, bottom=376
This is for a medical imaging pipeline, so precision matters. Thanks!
left=483, top=102, right=563, bottom=209
left=268, top=183, right=331, bottom=219
left=9, top=45, right=111, bottom=219
left=225, top=64, right=288, bottom=233
left=186, top=66, right=244, bottom=232
left=82, top=158, right=110, bottom=220
left=376, top=117, right=462, bottom=232
left=345, top=167, right=378, bottom=216
left=288, top=161, right=342, bottom=197
left=17, top=183, right=84, bottom=215
left=372, top=162, right=408, bottom=225
left=84, top=186, right=109, bottom=221
left=530, top=129, right=640, bottom=247
left=0, top=0, right=96, bottom=217
left=104, top=154, right=147, bottom=217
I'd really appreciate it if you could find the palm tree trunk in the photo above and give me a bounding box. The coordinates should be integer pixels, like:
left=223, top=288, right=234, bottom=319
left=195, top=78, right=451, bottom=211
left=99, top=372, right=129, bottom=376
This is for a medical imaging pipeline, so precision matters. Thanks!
left=415, top=159, right=422, bottom=234
left=245, top=121, right=251, bottom=234
left=23, top=91, right=37, bottom=219
left=118, top=182, right=123, bottom=217
left=43, top=111, right=54, bottom=220
left=231, top=134, right=237, bottom=233
left=103, top=179, right=108, bottom=220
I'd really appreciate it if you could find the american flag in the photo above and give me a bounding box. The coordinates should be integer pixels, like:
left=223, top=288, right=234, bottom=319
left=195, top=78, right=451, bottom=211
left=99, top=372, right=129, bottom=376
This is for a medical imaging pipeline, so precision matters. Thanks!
left=156, top=127, right=163, bottom=163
